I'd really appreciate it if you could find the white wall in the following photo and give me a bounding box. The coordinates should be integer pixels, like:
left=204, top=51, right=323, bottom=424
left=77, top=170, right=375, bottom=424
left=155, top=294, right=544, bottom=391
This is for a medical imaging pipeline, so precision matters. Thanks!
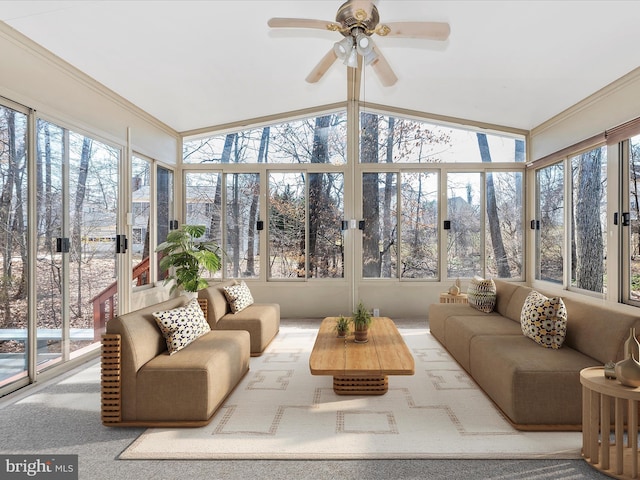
left=530, top=67, right=640, bottom=160
left=0, top=22, right=178, bottom=163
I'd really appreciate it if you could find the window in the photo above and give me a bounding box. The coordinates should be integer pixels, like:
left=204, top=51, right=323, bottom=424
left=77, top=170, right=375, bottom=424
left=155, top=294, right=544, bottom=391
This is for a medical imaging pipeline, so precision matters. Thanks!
left=359, top=112, right=525, bottom=163
left=183, top=112, right=347, bottom=165
left=226, top=173, right=260, bottom=278
left=185, top=171, right=222, bottom=245
left=485, top=171, right=523, bottom=279
left=400, top=172, right=439, bottom=278
left=132, top=156, right=150, bottom=286
left=627, top=135, right=640, bottom=302
left=536, top=163, right=564, bottom=284
left=571, top=146, right=607, bottom=293
left=362, top=172, right=398, bottom=278
left=447, top=173, right=481, bottom=278
left=268, top=172, right=344, bottom=279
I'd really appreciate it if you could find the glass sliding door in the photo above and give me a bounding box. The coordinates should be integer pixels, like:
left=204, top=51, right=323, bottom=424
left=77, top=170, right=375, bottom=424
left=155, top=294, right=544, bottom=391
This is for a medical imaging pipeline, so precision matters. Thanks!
left=35, top=119, right=65, bottom=371
left=627, top=135, right=640, bottom=301
left=226, top=173, right=260, bottom=279
left=0, top=105, right=28, bottom=388
left=131, top=156, right=151, bottom=287
left=447, top=172, right=481, bottom=278
left=67, top=132, right=119, bottom=353
left=157, top=166, right=174, bottom=281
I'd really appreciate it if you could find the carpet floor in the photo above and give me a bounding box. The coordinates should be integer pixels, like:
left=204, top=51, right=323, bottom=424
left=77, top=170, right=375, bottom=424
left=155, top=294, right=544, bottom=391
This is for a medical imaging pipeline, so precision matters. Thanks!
left=0, top=319, right=610, bottom=479
left=121, top=323, right=581, bottom=460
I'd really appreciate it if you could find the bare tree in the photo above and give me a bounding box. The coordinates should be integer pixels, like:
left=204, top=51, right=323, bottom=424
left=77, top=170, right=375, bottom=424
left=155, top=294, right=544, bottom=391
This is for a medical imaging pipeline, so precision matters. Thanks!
left=361, top=113, right=381, bottom=277
left=574, top=149, right=603, bottom=292
left=71, top=137, right=92, bottom=318
left=477, top=133, right=510, bottom=277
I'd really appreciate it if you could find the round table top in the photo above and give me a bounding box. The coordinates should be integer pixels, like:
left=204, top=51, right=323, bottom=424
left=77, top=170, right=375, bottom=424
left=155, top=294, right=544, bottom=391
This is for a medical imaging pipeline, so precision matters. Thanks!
left=581, top=366, right=640, bottom=400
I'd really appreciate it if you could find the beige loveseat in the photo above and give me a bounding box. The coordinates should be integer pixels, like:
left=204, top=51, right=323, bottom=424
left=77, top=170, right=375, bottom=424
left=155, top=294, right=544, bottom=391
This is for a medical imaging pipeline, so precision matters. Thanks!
left=429, top=280, right=640, bottom=430
left=101, top=296, right=250, bottom=427
left=198, top=281, right=280, bottom=356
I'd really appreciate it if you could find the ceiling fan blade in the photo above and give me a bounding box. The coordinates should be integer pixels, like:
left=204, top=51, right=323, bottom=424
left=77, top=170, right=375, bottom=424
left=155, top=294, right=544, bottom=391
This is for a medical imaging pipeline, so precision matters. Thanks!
left=377, top=21, right=450, bottom=41
left=370, top=45, right=397, bottom=87
left=306, top=49, right=339, bottom=84
left=268, top=17, right=341, bottom=32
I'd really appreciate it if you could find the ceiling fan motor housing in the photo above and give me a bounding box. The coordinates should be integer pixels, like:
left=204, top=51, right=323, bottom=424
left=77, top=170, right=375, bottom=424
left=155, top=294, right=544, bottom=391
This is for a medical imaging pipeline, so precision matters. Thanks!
left=336, top=0, right=379, bottom=37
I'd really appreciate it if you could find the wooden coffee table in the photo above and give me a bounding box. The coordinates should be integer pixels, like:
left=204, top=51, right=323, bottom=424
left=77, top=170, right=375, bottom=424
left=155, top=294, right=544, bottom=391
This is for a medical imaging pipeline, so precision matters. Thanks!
left=309, top=316, right=414, bottom=395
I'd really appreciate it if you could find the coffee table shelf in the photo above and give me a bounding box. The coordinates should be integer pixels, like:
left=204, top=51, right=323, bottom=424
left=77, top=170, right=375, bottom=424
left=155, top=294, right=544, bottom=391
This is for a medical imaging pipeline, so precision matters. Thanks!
left=309, top=317, right=414, bottom=395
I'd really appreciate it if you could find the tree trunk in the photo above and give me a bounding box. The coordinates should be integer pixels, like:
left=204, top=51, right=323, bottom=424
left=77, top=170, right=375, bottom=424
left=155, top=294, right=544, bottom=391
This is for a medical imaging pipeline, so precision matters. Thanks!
left=72, top=137, right=92, bottom=317
left=0, top=110, right=17, bottom=321
left=210, top=133, right=236, bottom=244
left=306, top=115, right=331, bottom=277
left=477, top=133, right=510, bottom=277
left=246, top=128, right=269, bottom=276
left=575, top=149, right=603, bottom=292
left=361, top=113, right=381, bottom=277
left=381, top=117, right=395, bottom=276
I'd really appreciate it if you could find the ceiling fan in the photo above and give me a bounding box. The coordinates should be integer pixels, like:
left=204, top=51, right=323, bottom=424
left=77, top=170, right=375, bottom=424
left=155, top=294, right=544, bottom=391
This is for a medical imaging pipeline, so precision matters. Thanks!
left=267, top=0, right=450, bottom=87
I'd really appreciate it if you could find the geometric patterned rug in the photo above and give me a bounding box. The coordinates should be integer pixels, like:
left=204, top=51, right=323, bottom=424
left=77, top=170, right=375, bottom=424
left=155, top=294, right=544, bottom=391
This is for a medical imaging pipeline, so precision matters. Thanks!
left=119, top=323, right=582, bottom=460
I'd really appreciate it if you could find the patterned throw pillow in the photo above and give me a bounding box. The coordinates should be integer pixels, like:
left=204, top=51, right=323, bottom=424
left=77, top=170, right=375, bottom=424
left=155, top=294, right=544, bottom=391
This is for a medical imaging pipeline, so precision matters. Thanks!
left=467, top=276, right=497, bottom=313
left=223, top=281, right=254, bottom=313
left=152, top=298, right=211, bottom=355
left=520, top=290, right=568, bottom=349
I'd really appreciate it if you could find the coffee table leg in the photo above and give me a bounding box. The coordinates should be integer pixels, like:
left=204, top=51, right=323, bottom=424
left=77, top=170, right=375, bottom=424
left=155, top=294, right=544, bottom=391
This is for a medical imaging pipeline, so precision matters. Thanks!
left=333, top=375, right=389, bottom=395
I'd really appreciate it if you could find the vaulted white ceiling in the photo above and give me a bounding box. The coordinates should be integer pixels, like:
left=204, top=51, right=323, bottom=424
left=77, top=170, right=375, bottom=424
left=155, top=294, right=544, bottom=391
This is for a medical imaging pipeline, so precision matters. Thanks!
left=1, top=0, right=640, bottom=133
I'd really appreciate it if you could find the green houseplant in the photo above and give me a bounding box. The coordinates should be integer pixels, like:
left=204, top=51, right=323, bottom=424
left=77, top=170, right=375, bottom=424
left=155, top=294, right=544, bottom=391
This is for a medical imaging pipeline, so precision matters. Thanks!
left=352, top=301, right=372, bottom=343
left=156, top=224, right=222, bottom=294
left=335, top=315, right=351, bottom=338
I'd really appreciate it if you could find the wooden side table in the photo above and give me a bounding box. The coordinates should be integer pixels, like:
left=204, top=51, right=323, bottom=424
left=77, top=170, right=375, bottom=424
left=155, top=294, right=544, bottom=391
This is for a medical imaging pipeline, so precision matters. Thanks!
left=581, top=366, right=640, bottom=479
left=439, top=292, right=468, bottom=304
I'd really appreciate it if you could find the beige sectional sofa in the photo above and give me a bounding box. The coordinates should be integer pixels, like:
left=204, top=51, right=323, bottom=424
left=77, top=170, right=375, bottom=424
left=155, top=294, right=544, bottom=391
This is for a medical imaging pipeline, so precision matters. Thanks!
left=198, top=281, right=280, bottom=356
left=101, top=295, right=250, bottom=427
left=429, top=280, right=640, bottom=430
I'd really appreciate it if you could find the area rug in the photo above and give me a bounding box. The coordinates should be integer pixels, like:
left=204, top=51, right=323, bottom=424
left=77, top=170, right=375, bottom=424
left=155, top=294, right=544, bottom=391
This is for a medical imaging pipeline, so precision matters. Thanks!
left=120, top=323, right=582, bottom=460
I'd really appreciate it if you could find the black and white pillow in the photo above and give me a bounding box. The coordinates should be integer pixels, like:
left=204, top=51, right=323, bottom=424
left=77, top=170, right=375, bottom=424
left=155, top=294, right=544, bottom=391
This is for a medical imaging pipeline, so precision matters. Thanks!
left=467, top=276, right=497, bottom=313
left=520, top=290, right=567, bottom=349
left=152, top=298, right=211, bottom=355
left=223, top=281, right=254, bottom=313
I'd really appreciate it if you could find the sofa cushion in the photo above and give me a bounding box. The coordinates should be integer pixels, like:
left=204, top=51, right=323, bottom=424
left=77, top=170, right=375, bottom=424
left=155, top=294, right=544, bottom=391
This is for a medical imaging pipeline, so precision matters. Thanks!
left=152, top=298, right=211, bottom=354
left=223, top=280, right=254, bottom=313
left=467, top=276, right=497, bottom=313
left=136, top=329, right=250, bottom=422
left=469, top=334, right=599, bottom=426
left=217, top=303, right=280, bottom=354
left=443, top=314, right=521, bottom=372
left=520, top=290, right=567, bottom=349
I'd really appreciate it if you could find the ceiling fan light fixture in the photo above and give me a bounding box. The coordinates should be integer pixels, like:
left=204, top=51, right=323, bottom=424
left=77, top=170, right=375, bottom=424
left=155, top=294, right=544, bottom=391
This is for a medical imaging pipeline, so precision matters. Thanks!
left=362, top=49, right=378, bottom=66
left=355, top=32, right=373, bottom=56
left=333, top=36, right=353, bottom=60
left=344, top=45, right=358, bottom=68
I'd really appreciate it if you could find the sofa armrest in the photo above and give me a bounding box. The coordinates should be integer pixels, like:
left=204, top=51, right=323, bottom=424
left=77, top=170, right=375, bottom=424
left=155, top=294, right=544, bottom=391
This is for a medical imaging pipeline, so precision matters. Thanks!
left=101, top=334, right=122, bottom=425
left=198, top=298, right=208, bottom=321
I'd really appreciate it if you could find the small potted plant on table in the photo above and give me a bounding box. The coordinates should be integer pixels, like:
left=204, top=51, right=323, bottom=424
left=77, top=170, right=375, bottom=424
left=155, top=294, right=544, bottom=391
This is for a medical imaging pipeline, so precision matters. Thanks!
left=335, top=315, right=351, bottom=338
left=353, top=301, right=372, bottom=343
